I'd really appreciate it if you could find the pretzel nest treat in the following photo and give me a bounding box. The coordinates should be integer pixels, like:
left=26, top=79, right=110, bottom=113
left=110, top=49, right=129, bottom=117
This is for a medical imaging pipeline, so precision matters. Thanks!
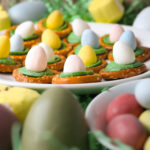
left=0, top=62, right=21, bottom=73
left=54, top=43, right=72, bottom=57
left=47, top=55, right=66, bottom=71
left=62, top=37, right=80, bottom=47
left=5, top=26, right=41, bottom=48
left=37, top=18, right=72, bottom=38
left=13, top=69, right=58, bottom=84
left=86, top=59, right=107, bottom=73
left=108, top=47, right=150, bottom=62
left=52, top=73, right=102, bottom=84
left=100, top=64, right=147, bottom=80
left=9, top=55, right=26, bottom=65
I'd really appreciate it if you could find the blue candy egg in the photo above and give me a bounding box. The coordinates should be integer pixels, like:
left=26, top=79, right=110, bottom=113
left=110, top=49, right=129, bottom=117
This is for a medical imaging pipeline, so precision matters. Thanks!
left=119, top=30, right=137, bottom=50
left=81, top=29, right=100, bottom=49
left=10, top=34, right=24, bottom=52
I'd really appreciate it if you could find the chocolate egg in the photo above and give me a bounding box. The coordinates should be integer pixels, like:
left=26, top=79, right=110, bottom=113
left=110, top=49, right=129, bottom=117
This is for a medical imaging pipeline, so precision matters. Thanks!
left=21, top=87, right=89, bottom=150
left=10, top=34, right=24, bottom=52
left=25, top=46, right=47, bottom=72
left=135, top=79, right=150, bottom=109
left=119, top=30, right=137, bottom=50
left=78, top=45, right=97, bottom=67
left=81, top=29, right=100, bottom=49
left=39, top=43, right=55, bottom=62
left=133, top=7, right=150, bottom=30
left=0, top=36, right=10, bottom=59
left=0, top=104, right=18, bottom=150
left=46, top=10, right=64, bottom=29
left=109, top=24, right=124, bottom=42
left=113, top=41, right=135, bottom=65
left=15, top=21, right=35, bottom=38
left=42, top=29, right=61, bottom=49
left=72, top=18, right=90, bottom=36
left=63, top=55, right=85, bottom=73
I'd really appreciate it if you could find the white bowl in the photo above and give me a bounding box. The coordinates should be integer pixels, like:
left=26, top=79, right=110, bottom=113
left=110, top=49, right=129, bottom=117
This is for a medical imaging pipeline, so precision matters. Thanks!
left=85, top=79, right=142, bottom=150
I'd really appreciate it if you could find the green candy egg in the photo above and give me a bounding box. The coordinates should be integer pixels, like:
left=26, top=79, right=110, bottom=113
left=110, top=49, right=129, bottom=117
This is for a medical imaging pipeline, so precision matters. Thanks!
left=21, top=87, right=89, bottom=150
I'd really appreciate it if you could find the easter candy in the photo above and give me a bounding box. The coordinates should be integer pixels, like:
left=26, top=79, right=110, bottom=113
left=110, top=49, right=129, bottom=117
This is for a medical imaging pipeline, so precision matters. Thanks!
left=113, top=41, right=135, bottom=65
left=81, top=29, right=100, bottom=49
left=39, top=43, right=55, bottom=62
left=42, top=29, right=61, bottom=49
left=139, top=110, right=150, bottom=133
left=133, top=7, right=150, bottom=31
left=9, top=1, right=48, bottom=25
left=109, top=24, right=124, bottom=42
left=25, top=46, right=47, bottom=72
left=0, top=104, right=18, bottom=150
left=63, top=55, right=86, bottom=73
left=78, top=45, right=97, bottom=67
left=15, top=21, right=35, bottom=38
left=135, top=79, right=150, bottom=109
left=144, top=137, right=150, bottom=150
left=107, top=114, right=147, bottom=150
left=10, top=34, right=24, bottom=52
left=46, top=10, right=64, bottom=29
left=72, top=18, right=90, bottom=36
left=119, top=30, right=137, bottom=50
left=21, top=87, right=89, bottom=150
left=0, top=36, right=10, bottom=59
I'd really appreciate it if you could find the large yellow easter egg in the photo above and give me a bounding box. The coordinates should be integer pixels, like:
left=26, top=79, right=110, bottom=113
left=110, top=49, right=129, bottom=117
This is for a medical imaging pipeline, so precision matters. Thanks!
left=144, top=137, right=150, bottom=150
left=46, top=10, right=64, bottom=30
left=42, top=29, right=61, bottom=49
left=78, top=45, right=97, bottom=67
left=139, top=110, right=150, bottom=133
left=0, top=36, right=10, bottom=59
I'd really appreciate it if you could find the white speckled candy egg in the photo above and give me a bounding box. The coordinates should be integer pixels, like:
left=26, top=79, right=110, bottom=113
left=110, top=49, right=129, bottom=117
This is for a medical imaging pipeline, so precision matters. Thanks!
left=113, top=41, right=135, bottom=65
left=10, top=34, right=24, bottom=52
left=81, top=29, right=100, bottom=49
left=135, top=79, right=150, bottom=109
left=39, top=43, right=55, bottom=62
left=109, top=24, right=124, bottom=42
left=72, top=18, right=90, bottom=36
left=133, top=7, right=150, bottom=30
left=15, top=21, right=35, bottom=38
left=119, top=30, right=137, bottom=50
left=25, top=46, right=47, bottom=72
left=63, top=55, right=85, bottom=73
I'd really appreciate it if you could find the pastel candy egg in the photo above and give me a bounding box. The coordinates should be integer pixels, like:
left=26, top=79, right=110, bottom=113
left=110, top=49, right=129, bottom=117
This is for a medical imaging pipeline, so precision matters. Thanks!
left=72, top=18, right=90, bottom=36
left=78, top=45, right=97, bottom=67
left=135, top=79, right=150, bottom=109
left=133, top=7, right=150, bottom=31
left=10, top=34, right=24, bottom=52
left=144, top=137, right=150, bottom=150
left=0, top=36, right=10, bottom=59
left=25, top=46, right=47, bottom=72
left=39, top=43, right=55, bottom=62
left=81, top=29, right=100, bottom=49
left=109, top=24, right=124, bottom=42
left=139, top=110, right=150, bottom=133
left=46, top=10, right=64, bottom=29
left=15, top=21, right=35, bottom=38
left=42, top=29, right=61, bottom=49
left=119, top=30, right=137, bottom=50
left=63, top=55, right=85, bottom=73
left=113, top=41, right=135, bottom=65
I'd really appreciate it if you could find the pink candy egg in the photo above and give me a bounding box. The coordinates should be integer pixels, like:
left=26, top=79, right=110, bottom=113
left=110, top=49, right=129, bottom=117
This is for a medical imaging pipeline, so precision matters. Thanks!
left=25, top=46, right=47, bottom=72
left=109, top=24, right=124, bottom=42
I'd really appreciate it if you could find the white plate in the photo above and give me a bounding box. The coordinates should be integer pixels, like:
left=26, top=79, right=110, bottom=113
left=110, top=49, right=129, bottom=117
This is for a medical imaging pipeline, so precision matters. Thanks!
left=1, top=23, right=150, bottom=94
left=85, top=79, right=143, bottom=150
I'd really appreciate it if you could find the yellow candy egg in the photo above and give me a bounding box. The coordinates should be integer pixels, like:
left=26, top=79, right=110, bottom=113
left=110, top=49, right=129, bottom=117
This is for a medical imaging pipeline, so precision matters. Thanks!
left=0, top=36, right=10, bottom=59
left=46, top=10, right=64, bottom=29
left=144, top=137, right=150, bottom=150
left=42, top=29, right=61, bottom=49
left=139, top=110, right=150, bottom=133
left=78, top=45, right=97, bottom=67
